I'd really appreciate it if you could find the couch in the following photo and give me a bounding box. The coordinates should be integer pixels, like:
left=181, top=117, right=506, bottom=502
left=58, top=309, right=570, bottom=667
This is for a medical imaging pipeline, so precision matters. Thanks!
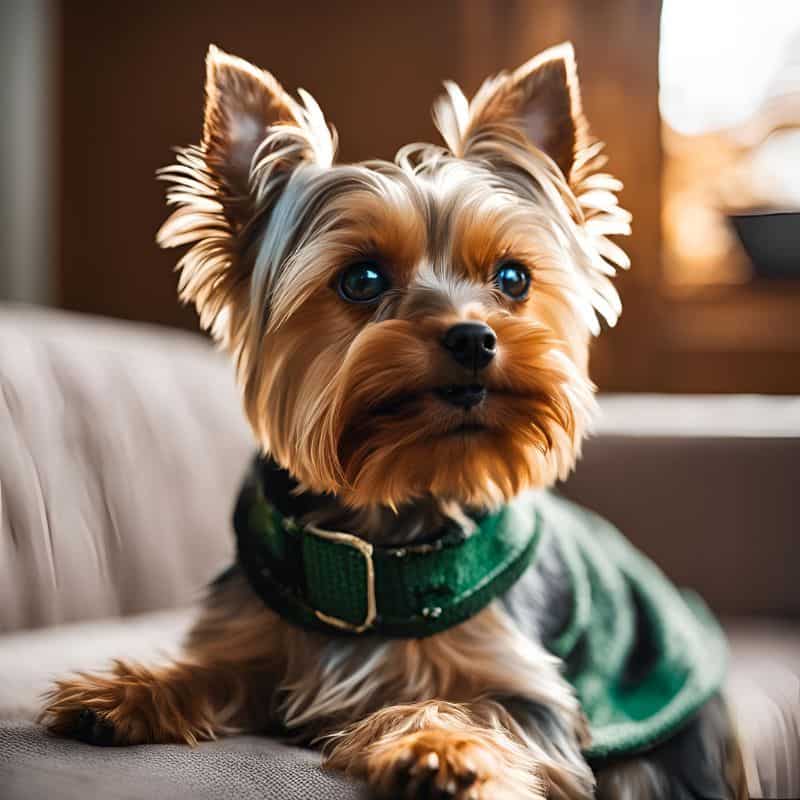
left=0, top=305, right=797, bottom=799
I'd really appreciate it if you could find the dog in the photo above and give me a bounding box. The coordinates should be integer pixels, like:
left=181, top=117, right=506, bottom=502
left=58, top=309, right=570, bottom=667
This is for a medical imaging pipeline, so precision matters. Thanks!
left=41, top=43, right=748, bottom=799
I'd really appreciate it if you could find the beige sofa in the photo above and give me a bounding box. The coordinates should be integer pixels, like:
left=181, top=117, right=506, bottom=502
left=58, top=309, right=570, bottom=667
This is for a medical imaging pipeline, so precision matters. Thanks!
left=0, top=306, right=797, bottom=798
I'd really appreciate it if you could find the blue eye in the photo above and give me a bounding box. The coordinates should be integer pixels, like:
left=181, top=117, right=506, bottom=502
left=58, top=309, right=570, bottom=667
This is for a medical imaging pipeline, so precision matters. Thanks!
left=495, top=262, right=531, bottom=300
left=338, top=262, right=389, bottom=303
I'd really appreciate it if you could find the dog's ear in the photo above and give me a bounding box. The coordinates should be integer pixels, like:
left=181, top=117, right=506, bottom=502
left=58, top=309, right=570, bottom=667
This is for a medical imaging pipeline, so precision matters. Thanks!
left=435, top=42, right=587, bottom=181
left=201, top=45, right=301, bottom=198
left=195, top=45, right=334, bottom=224
left=157, top=46, right=335, bottom=341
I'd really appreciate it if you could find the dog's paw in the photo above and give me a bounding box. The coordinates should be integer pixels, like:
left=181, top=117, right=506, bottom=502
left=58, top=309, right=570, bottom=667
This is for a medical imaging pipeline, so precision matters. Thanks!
left=40, top=674, right=135, bottom=746
left=42, top=707, right=118, bottom=746
left=39, top=660, right=216, bottom=746
left=366, top=728, right=543, bottom=800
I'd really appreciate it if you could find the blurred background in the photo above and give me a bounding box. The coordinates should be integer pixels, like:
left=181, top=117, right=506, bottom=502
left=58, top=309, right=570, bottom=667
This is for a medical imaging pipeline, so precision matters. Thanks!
left=2, top=0, right=800, bottom=393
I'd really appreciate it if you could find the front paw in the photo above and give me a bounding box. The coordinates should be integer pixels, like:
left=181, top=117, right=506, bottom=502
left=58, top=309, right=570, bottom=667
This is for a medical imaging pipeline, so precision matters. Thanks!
left=39, top=660, right=214, bottom=746
left=366, top=729, right=543, bottom=800
left=57, top=708, right=117, bottom=746
left=40, top=674, right=131, bottom=746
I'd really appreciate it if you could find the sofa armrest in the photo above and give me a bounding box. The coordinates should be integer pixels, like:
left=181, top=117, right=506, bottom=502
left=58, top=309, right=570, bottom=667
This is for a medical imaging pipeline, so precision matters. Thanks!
left=561, top=395, right=800, bottom=618
left=0, top=307, right=252, bottom=632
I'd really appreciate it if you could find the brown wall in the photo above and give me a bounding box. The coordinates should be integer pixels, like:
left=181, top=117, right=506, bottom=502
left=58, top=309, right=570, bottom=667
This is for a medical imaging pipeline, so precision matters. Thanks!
left=58, top=0, right=663, bottom=389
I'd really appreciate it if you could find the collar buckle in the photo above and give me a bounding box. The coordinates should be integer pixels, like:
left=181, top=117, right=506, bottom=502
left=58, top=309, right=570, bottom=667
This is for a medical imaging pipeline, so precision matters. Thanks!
left=305, top=525, right=377, bottom=633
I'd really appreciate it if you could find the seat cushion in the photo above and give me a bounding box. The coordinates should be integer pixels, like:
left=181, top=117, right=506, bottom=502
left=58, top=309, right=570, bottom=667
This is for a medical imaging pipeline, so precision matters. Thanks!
left=725, top=619, right=800, bottom=799
left=0, top=608, right=366, bottom=799
left=0, top=609, right=797, bottom=798
left=0, top=722, right=365, bottom=800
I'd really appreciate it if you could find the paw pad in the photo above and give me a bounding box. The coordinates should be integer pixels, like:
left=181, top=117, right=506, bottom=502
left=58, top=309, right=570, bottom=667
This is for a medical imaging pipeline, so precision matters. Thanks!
left=388, top=735, right=491, bottom=799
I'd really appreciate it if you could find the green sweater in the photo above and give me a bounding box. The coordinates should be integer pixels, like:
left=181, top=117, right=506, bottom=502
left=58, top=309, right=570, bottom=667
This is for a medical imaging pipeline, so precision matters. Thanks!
left=233, top=457, right=727, bottom=759
left=523, top=492, right=727, bottom=759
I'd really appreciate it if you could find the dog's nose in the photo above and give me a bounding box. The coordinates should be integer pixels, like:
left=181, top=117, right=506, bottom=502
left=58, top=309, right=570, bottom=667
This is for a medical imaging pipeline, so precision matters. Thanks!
left=441, top=322, right=497, bottom=371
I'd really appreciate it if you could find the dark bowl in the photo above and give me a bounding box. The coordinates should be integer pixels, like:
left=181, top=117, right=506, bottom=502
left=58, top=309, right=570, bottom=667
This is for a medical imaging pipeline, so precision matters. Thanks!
left=728, top=211, right=800, bottom=279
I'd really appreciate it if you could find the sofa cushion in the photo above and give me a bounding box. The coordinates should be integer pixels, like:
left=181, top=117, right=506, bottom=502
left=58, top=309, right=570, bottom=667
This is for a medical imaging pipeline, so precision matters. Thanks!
left=726, top=619, right=800, bottom=798
left=0, top=608, right=367, bottom=799
left=0, top=722, right=365, bottom=800
left=0, top=307, right=252, bottom=632
left=0, top=608, right=797, bottom=798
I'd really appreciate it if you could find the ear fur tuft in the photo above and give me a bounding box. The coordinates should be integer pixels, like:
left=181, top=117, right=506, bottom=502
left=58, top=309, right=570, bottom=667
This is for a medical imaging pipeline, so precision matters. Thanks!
left=156, top=47, right=335, bottom=344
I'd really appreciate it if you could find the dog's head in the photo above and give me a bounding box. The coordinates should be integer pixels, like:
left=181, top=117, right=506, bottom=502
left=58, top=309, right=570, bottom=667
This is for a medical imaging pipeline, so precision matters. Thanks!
left=158, top=44, right=630, bottom=509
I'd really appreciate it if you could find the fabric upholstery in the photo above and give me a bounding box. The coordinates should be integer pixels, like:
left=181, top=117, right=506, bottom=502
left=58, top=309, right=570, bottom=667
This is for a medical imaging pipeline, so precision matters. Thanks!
left=0, top=306, right=798, bottom=798
left=0, top=608, right=368, bottom=800
left=562, top=396, right=800, bottom=618
left=0, top=721, right=366, bottom=800
left=0, top=306, right=251, bottom=632
left=726, top=620, right=800, bottom=798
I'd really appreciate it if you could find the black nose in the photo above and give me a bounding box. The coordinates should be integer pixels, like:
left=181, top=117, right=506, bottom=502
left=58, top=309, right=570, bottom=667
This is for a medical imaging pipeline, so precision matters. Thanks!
left=441, top=322, right=497, bottom=371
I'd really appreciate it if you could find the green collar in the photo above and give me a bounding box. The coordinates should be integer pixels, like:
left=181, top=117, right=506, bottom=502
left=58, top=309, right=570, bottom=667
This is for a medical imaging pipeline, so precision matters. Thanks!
left=232, top=460, right=729, bottom=758
left=233, top=457, right=542, bottom=638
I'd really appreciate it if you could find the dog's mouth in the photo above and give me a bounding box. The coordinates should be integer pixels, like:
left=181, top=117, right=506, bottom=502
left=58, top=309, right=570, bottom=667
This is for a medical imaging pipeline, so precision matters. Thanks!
left=434, top=384, right=487, bottom=411
left=368, top=384, right=494, bottom=438
left=372, top=384, right=489, bottom=417
left=442, top=420, right=489, bottom=437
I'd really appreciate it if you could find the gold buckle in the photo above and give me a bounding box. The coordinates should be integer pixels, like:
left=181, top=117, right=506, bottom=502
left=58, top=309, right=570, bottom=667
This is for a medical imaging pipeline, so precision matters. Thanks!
left=305, top=525, right=377, bottom=633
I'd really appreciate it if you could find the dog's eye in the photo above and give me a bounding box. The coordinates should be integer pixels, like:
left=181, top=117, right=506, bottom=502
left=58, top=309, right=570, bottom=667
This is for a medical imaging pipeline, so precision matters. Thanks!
left=495, top=262, right=531, bottom=300
left=338, top=262, right=390, bottom=304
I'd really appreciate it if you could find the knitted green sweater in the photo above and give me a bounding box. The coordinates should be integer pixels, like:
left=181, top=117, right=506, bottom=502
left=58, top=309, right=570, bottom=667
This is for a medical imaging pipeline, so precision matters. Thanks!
left=233, top=457, right=727, bottom=759
left=526, top=492, right=727, bottom=759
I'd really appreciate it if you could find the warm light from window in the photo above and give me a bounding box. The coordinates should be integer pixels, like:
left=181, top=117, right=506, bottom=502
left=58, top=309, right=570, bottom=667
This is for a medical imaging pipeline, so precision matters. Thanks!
left=660, top=0, right=800, bottom=135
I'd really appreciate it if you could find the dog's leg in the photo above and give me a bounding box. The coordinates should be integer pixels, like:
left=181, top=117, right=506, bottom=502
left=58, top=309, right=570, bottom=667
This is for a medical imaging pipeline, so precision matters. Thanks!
left=39, top=655, right=265, bottom=746
left=594, top=695, right=749, bottom=800
left=323, top=698, right=586, bottom=800
left=39, top=571, right=283, bottom=746
left=487, top=697, right=595, bottom=800
left=318, top=601, right=594, bottom=799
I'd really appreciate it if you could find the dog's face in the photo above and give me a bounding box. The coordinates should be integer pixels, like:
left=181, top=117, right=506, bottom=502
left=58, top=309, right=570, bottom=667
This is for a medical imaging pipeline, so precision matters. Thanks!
left=158, top=44, right=629, bottom=509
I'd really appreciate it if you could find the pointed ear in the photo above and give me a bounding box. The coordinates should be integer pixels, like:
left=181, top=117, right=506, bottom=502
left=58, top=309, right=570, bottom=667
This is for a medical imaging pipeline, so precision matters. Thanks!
left=157, top=47, right=335, bottom=342
left=202, top=44, right=300, bottom=196
left=507, top=43, right=585, bottom=179
left=440, top=42, right=587, bottom=180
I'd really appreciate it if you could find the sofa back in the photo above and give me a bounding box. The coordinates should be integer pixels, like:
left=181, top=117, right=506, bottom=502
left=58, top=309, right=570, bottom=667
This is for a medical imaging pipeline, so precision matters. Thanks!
left=1, top=307, right=797, bottom=632
left=0, top=307, right=251, bottom=632
left=562, top=395, right=799, bottom=620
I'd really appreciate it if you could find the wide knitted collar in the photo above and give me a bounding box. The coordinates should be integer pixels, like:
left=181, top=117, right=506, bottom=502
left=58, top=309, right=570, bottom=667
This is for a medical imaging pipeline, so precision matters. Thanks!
left=233, top=456, right=542, bottom=638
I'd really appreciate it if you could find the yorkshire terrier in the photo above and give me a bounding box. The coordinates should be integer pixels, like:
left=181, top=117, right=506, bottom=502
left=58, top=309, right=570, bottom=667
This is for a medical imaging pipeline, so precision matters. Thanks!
left=41, top=43, right=747, bottom=799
